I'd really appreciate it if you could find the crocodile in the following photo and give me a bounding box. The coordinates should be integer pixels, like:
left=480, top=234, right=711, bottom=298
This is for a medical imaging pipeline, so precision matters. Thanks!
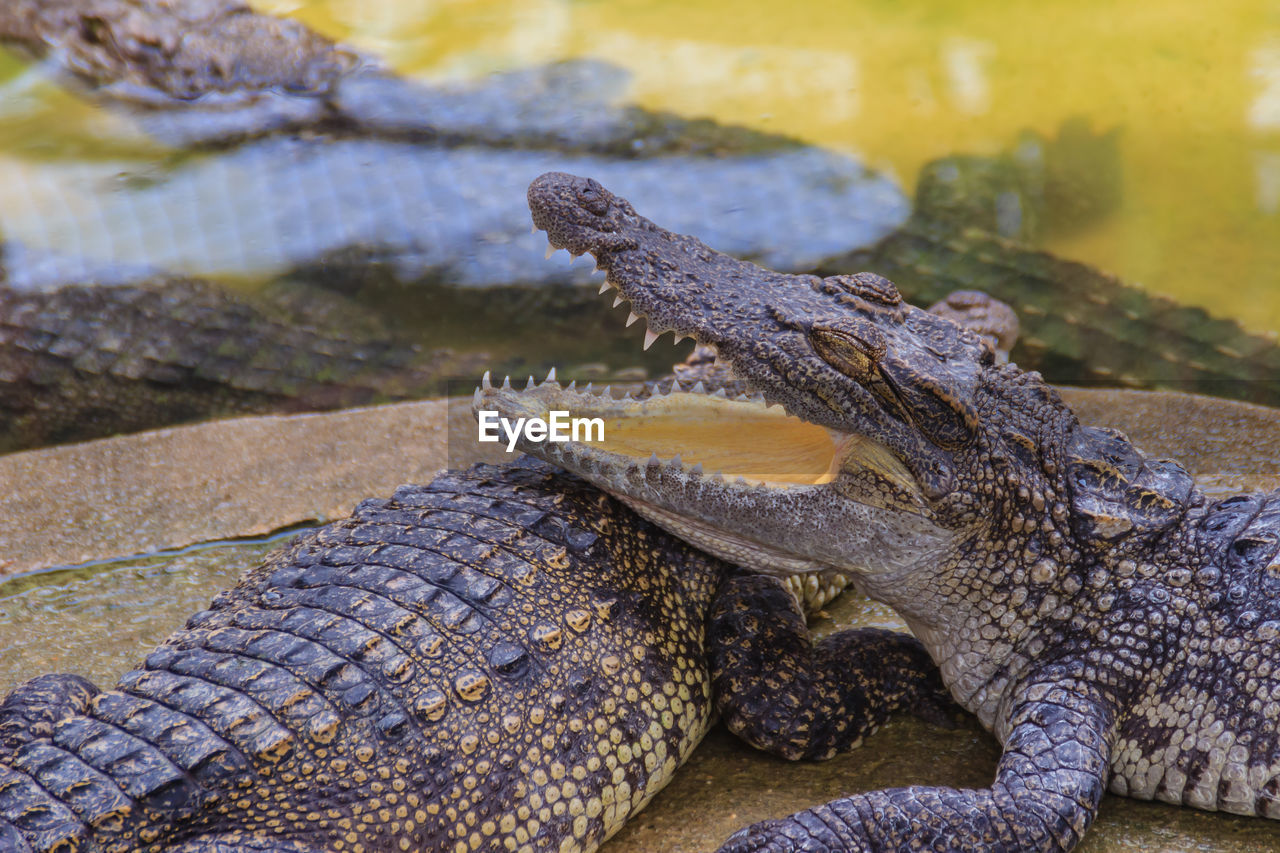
left=0, top=4, right=904, bottom=291
left=485, top=171, right=1280, bottom=852
left=0, top=278, right=485, bottom=452
left=0, top=1, right=802, bottom=154
left=0, top=457, right=950, bottom=852
left=822, top=152, right=1280, bottom=409
left=0, top=0, right=357, bottom=103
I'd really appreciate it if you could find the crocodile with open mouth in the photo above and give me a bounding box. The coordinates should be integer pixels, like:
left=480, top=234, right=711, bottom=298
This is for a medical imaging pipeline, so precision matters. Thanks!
left=484, top=171, right=1280, bottom=852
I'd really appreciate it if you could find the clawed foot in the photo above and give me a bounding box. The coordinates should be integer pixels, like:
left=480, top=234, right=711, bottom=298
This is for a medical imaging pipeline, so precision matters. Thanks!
left=717, top=819, right=812, bottom=853
left=717, top=816, right=865, bottom=853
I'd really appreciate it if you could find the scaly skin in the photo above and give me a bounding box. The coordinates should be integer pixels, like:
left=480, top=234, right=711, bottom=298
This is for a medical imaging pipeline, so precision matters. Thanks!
left=0, top=0, right=357, bottom=100
left=0, top=278, right=483, bottom=452
left=498, top=172, right=1280, bottom=852
left=0, top=460, right=948, bottom=852
left=828, top=218, right=1280, bottom=408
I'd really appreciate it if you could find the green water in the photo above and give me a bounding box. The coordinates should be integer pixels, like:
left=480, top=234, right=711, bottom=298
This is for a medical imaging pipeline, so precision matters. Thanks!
left=0, top=537, right=289, bottom=694
left=271, top=0, right=1280, bottom=334
left=6, top=0, right=1279, bottom=336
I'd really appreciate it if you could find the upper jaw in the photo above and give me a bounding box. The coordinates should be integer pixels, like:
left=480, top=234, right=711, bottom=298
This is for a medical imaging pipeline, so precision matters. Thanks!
left=528, top=174, right=847, bottom=418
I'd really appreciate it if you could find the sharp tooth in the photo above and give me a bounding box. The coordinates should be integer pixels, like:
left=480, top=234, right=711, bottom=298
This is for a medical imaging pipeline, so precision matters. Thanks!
left=626, top=312, right=640, bottom=327
left=689, top=462, right=703, bottom=476
left=545, top=244, right=555, bottom=260
left=543, top=366, right=557, bottom=384
left=584, top=382, right=595, bottom=395
left=472, top=387, right=482, bottom=406
left=602, top=384, right=614, bottom=398
left=643, top=329, right=660, bottom=350
left=613, top=294, right=625, bottom=308
left=525, top=376, right=536, bottom=390
left=670, top=454, right=683, bottom=468
left=481, top=370, right=492, bottom=390
left=502, top=375, right=512, bottom=390
left=531, top=224, right=537, bottom=234
left=711, top=388, right=727, bottom=398
left=670, top=379, right=683, bottom=393
left=567, top=380, right=577, bottom=391
left=599, top=280, right=613, bottom=294
left=691, top=381, right=706, bottom=394
left=647, top=452, right=661, bottom=467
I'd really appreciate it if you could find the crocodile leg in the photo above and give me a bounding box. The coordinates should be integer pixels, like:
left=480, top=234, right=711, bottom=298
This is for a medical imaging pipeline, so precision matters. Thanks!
left=709, top=573, right=954, bottom=762
left=716, top=678, right=1115, bottom=853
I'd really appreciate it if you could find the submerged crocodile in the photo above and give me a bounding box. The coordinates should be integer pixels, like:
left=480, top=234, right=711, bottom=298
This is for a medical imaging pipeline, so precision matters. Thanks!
left=485, top=172, right=1280, bottom=851
left=824, top=149, right=1280, bottom=409
left=6, top=3, right=1276, bottom=410
left=0, top=278, right=485, bottom=452
left=0, top=458, right=949, bottom=852
left=0, top=4, right=903, bottom=291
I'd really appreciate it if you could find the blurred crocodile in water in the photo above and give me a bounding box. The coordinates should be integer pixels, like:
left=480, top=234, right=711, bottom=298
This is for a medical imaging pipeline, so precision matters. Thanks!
left=0, top=0, right=804, bottom=154
left=490, top=172, right=1280, bottom=851
left=0, top=3, right=907, bottom=291
left=0, top=0, right=357, bottom=104
left=0, top=278, right=485, bottom=452
left=820, top=135, right=1280, bottom=408
left=0, top=133, right=905, bottom=292
left=0, top=459, right=950, bottom=852
left=7, top=3, right=1277, bottom=413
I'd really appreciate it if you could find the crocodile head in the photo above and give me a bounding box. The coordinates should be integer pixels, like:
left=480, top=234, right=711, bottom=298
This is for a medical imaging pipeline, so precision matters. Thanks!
left=477, top=172, right=1074, bottom=601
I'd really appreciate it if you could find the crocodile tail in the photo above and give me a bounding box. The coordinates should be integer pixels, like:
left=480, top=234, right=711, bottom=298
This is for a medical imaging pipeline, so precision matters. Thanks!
left=0, top=674, right=100, bottom=758
left=0, top=668, right=248, bottom=852
left=0, top=675, right=101, bottom=851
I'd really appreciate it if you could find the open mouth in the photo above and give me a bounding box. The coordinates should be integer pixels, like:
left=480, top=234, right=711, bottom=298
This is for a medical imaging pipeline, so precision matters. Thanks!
left=475, top=358, right=920, bottom=504
left=474, top=216, right=923, bottom=496
left=472, top=178, right=945, bottom=607
left=482, top=376, right=846, bottom=485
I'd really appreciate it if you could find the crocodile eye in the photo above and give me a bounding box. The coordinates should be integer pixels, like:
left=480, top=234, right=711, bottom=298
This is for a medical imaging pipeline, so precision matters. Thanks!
left=812, top=317, right=978, bottom=449
left=576, top=178, right=610, bottom=216
left=809, top=317, right=886, bottom=379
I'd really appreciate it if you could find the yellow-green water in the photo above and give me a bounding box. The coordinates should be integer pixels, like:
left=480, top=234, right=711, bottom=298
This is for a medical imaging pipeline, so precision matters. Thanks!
left=261, top=0, right=1280, bottom=332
